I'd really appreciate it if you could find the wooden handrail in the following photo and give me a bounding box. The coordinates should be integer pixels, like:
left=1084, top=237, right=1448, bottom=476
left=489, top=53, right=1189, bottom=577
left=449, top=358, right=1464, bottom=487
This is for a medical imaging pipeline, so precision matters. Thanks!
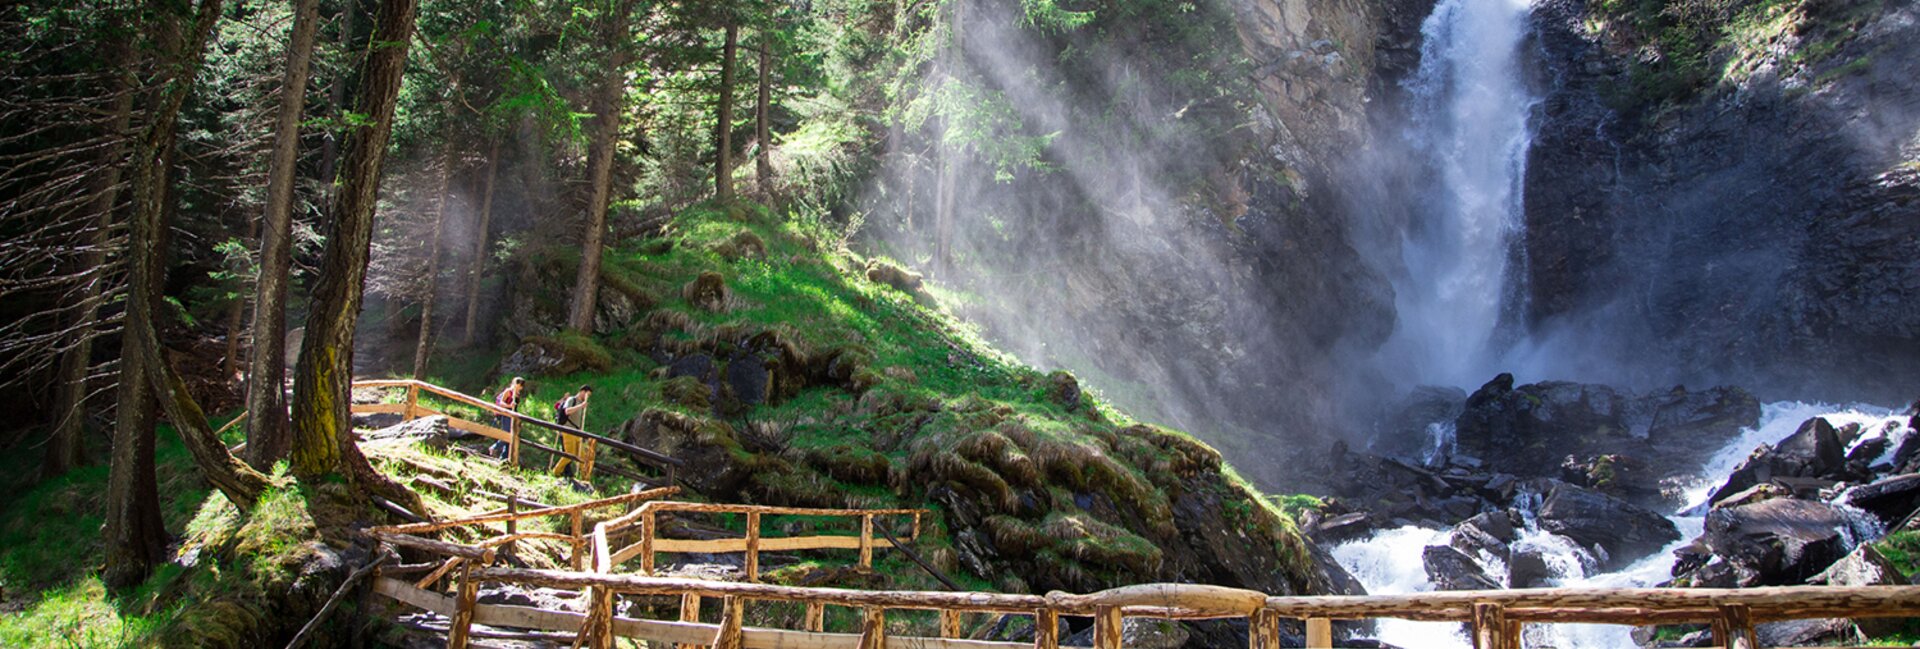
left=353, top=379, right=686, bottom=470
left=605, top=501, right=928, bottom=580
left=369, top=487, right=679, bottom=535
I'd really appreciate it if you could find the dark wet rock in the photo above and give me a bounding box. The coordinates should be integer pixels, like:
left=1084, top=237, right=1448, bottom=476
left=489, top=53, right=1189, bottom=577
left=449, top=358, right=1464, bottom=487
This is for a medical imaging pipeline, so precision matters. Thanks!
left=723, top=354, right=772, bottom=408
left=1309, top=511, right=1375, bottom=545
left=1422, top=545, right=1500, bottom=591
left=1460, top=511, right=1520, bottom=543
left=1844, top=473, right=1920, bottom=526
left=1046, top=371, right=1083, bottom=411
left=1536, top=481, right=1680, bottom=571
left=1448, top=520, right=1510, bottom=563
left=1710, top=417, right=1849, bottom=505
left=1711, top=483, right=1792, bottom=510
left=1369, top=385, right=1467, bottom=460
left=1756, top=618, right=1860, bottom=648
left=1507, top=547, right=1555, bottom=589
left=1703, top=498, right=1859, bottom=586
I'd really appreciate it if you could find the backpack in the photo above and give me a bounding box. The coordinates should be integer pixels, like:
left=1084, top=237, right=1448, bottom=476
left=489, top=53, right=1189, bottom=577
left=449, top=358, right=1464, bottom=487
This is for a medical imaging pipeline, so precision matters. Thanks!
left=553, top=397, right=569, bottom=423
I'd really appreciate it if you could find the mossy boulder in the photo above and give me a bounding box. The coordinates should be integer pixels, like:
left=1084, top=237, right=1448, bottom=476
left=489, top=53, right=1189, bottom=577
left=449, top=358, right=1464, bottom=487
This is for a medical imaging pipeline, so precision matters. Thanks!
left=682, top=272, right=729, bottom=312
left=500, top=334, right=614, bottom=377
left=713, top=230, right=767, bottom=260
left=865, top=259, right=923, bottom=293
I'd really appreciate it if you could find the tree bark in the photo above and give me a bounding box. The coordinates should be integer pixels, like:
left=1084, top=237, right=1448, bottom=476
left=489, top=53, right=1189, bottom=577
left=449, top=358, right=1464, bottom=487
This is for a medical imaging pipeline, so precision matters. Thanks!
left=317, top=0, right=355, bottom=209
left=288, top=0, right=426, bottom=517
left=45, top=31, right=138, bottom=478
left=412, top=141, right=454, bottom=379
left=754, top=29, right=772, bottom=195
left=564, top=1, right=633, bottom=334
left=244, top=0, right=322, bottom=469
left=715, top=20, right=738, bottom=201
left=104, top=0, right=225, bottom=590
left=462, top=139, right=499, bottom=345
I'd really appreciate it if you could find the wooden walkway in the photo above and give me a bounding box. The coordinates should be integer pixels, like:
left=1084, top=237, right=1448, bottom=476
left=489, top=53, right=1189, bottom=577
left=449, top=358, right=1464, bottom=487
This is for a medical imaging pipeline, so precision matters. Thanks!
left=364, top=488, right=1920, bottom=649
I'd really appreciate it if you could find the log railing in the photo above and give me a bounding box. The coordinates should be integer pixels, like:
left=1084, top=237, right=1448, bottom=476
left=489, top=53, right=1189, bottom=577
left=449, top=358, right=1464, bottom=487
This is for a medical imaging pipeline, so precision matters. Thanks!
left=599, top=501, right=927, bottom=581
left=374, top=561, right=1920, bottom=649
left=349, top=378, right=684, bottom=485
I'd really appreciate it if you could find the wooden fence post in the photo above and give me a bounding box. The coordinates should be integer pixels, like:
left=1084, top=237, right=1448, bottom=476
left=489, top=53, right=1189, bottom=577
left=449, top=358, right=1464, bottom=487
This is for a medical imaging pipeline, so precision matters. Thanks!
left=1304, top=617, right=1331, bottom=648
left=447, top=562, right=477, bottom=649
left=911, top=512, right=922, bottom=540
left=507, top=415, right=521, bottom=466
left=1716, top=604, right=1758, bottom=649
left=1093, top=606, right=1122, bottom=649
left=859, top=514, right=874, bottom=568
left=941, top=609, right=963, bottom=639
left=587, top=585, right=614, bottom=649
left=859, top=606, right=887, bottom=649
left=641, top=511, right=656, bottom=574
left=711, top=596, right=744, bottom=649
left=405, top=384, right=421, bottom=421
left=570, top=511, right=584, bottom=571
left=1472, top=603, right=1510, bottom=649
left=1245, top=611, right=1282, bottom=649
left=745, top=512, right=762, bottom=581
left=1033, top=609, right=1058, bottom=649
left=805, top=601, right=826, bottom=632
left=676, top=593, right=704, bottom=649
left=582, top=438, right=597, bottom=481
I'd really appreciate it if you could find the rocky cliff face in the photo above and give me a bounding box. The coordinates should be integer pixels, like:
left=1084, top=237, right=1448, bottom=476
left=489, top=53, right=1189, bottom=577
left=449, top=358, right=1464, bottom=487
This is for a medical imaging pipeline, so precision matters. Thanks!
left=1521, top=0, right=1920, bottom=403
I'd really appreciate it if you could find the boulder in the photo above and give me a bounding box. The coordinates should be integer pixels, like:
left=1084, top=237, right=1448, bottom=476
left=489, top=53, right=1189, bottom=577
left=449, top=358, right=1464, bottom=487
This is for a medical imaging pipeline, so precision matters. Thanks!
left=1704, top=498, right=1858, bottom=586
left=1712, top=483, right=1792, bottom=510
left=682, top=272, right=730, bottom=312
left=865, top=260, right=924, bottom=293
left=1536, top=481, right=1681, bottom=571
left=359, top=415, right=452, bottom=445
left=1448, top=520, right=1511, bottom=563
left=1061, top=617, right=1189, bottom=649
left=1045, top=371, right=1082, bottom=411
left=1422, top=545, right=1500, bottom=591
left=1843, top=473, right=1920, bottom=526
left=1507, top=547, right=1556, bottom=588
left=1754, top=619, right=1859, bottom=647
left=1310, top=511, right=1375, bottom=545
left=499, top=336, right=611, bottom=378
left=1809, top=544, right=1908, bottom=636
left=1641, top=386, right=1762, bottom=455
left=1709, top=417, right=1849, bottom=505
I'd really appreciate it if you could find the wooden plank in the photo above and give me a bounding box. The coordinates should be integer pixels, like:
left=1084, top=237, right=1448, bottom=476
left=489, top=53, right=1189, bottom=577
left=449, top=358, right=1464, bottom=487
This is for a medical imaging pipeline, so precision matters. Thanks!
left=352, top=402, right=410, bottom=415
left=416, top=557, right=463, bottom=590
left=646, top=535, right=887, bottom=556
left=374, top=577, right=454, bottom=616
left=859, top=607, right=887, bottom=649
left=1092, top=607, right=1121, bottom=649
left=940, top=610, right=962, bottom=639
left=678, top=593, right=704, bottom=649
left=1300, top=615, right=1324, bottom=649
left=370, top=487, right=678, bottom=535
left=369, top=531, right=496, bottom=562
left=442, top=416, right=512, bottom=442
left=636, top=501, right=929, bottom=518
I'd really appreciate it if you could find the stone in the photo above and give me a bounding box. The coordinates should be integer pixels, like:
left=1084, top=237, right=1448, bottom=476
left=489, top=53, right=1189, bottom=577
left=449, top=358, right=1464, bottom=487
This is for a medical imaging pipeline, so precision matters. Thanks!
left=1704, top=498, right=1858, bottom=586
left=864, top=259, right=923, bottom=293
left=1046, top=370, right=1082, bottom=411
left=1809, top=544, right=1908, bottom=635
left=1709, top=417, right=1849, bottom=505
left=1536, top=481, right=1680, bottom=571
left=1448, top=520, right=1510, bottom=563
left=1755, top=618, right=1858, bottom=647
left=359, top=415, right=453, bottom=443
left=1507, top=547, right=1555, bottom=589
left=1061, top=618, right=1190, bottom=649
left=1711, top=482, right=1791, bottom=510
left=1311, top=511, right=1375, bottom=545
left=1423, top=545, right=1500, bottom=591
left=1369, top=385, right=1467, bottom=460
left=1843, top=472, right=1920, bottom=526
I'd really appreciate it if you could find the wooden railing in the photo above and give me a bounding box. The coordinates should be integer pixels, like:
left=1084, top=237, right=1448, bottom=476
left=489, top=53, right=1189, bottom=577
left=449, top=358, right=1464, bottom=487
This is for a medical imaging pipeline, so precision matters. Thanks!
left=349, top=379, right=684, bottom=485
left=602, top=501, right=926, bottom=581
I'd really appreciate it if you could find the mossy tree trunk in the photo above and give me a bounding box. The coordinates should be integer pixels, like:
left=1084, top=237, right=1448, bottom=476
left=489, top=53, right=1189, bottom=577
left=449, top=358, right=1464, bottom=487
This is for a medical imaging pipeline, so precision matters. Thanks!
left=104, top=0, right=227, bottom=589
left=288, top=0, right=427, bottom=517
left=565, top=0, right=633, bottom=334
left=715, top=19, right=738, bottom=201
left=244, top=0, right=322, bottom=469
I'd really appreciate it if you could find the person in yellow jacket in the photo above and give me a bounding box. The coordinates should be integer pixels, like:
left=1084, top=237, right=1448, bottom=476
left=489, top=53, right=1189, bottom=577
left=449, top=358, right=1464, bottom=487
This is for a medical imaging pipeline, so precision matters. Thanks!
left=550, top=385, right=592, bottom=478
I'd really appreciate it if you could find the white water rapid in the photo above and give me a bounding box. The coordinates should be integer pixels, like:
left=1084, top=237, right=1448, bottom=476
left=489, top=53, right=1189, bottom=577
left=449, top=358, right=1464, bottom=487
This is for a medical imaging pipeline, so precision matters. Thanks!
left=1380, top=0, right=1539, bottom=388
left=1331, top=402, right=1912, bottom=648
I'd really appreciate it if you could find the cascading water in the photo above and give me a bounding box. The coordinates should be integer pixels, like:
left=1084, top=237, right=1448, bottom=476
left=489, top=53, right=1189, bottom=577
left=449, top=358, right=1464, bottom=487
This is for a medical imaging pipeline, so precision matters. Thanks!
left=1332, top=402, right=1912, bottom=648
left=1380, top=0, right=1539, bottom=388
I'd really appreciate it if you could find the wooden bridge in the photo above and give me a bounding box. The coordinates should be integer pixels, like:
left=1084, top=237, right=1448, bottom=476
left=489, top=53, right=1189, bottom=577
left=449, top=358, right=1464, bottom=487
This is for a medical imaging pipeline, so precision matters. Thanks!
left=362, top=487, right=1920, bottom=649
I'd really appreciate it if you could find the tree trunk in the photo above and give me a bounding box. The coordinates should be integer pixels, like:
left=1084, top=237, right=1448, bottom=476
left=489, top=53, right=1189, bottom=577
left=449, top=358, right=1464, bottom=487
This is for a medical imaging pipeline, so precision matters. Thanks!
left=45, top=32, right=138, bottom=478
left=317, top=0, right=357, bottom=211
left=462, top=139, right=499, bottom=345
left=715, top=20, right=738, bottom=201
left=104, top=0, right=225, bottom=590
left=564, top=2, right=633, bottom=334
left=244, top=0, right=321, bottom=469
left=754, top=30, right=772, bottom=195
left=289, top=0, right=425, bottom=518
left=412, top=142, right=454, bottom=379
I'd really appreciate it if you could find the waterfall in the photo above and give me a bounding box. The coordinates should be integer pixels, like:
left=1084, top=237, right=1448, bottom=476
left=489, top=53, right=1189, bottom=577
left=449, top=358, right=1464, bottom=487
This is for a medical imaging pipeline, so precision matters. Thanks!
left=1330, top=402, right=1909, bottom=648
left=1379, top=0, right=1539, bottom=388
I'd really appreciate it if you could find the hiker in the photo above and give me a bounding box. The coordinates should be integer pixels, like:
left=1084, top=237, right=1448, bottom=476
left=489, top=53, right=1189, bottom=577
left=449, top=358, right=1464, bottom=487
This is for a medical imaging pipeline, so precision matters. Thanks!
left=488, top=376, right=526, bottom=458
left=550, top=385, right=592, bottom=478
